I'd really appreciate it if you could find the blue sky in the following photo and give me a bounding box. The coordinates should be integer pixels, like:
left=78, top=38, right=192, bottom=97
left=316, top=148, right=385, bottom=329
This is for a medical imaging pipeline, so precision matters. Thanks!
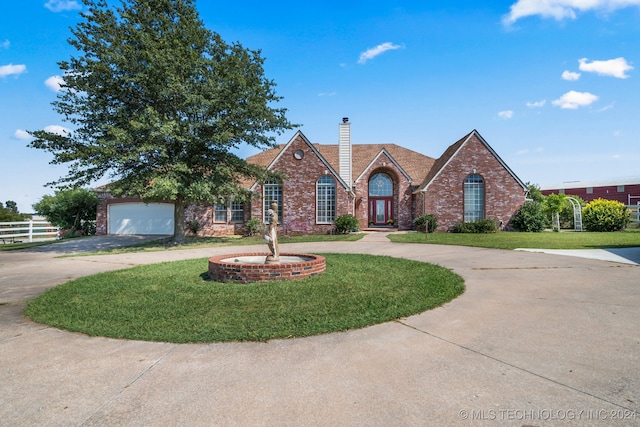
left=1, top=0, right=639, bottom=212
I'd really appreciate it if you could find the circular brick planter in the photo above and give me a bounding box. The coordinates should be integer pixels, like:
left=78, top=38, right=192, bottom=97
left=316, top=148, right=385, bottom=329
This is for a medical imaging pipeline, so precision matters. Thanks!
left=208, top=253, right=326, bottom=284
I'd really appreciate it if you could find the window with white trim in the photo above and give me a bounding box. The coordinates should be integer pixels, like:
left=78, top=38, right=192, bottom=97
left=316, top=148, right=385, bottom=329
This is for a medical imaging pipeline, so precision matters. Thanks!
left=263, top=178, right=282, bottom=222
left=464, top=174, right=485, bottom=222
left=214, top=203, right=227, bottom=222
left=316, top=175, right=336, bottom=223
left=230, top=201, right=244, bottom=223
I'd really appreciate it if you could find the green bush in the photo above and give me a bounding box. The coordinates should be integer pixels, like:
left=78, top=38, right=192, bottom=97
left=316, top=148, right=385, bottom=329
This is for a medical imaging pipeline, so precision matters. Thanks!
left=33, top=188, right=98, bottom=234
left=186, top=220, right=201, bottom=235
left=245, top=217, right=263, bottom=236
left=582, top=198, right=630, bottom=232
left=334, top=214, right=359, bottom=234
left=474, top=219, right=499, bottom=233
left=452, top=219, right=499, bottom=233
left=452, top=222, right=474, bottom=233
left=510, top=200, right=546, bottom=232
left=414, top=214, right=438, bottom=232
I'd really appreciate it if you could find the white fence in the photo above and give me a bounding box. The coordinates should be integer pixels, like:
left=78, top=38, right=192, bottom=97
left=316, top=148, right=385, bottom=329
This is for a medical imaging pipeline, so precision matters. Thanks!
left=0, top=220, right=60, bottom=243
left=628, top=205, right=640, bottom=225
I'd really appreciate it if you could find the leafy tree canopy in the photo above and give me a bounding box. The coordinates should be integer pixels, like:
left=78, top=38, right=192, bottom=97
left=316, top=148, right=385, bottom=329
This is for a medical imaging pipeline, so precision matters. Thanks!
left=33, top=188, right=99, bottom=233
left=525, top=182, right=544, bottom=203
left=0, top=201, right=31, bottom=222
left=28, top=0, right=295, bottom=241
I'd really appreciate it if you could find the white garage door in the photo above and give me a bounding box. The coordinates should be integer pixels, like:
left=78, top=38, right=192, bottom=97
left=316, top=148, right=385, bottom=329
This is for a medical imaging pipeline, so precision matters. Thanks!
left=108, top=203, right=174, bottom=235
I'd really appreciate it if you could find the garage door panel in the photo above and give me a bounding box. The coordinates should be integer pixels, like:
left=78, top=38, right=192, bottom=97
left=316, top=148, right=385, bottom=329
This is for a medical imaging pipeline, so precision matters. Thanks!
left=108, top=203, right=174, bottom=235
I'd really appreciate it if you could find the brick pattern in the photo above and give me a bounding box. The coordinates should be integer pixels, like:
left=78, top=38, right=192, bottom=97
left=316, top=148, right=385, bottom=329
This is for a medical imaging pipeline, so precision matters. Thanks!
left=352, top=152, right=414, bottom=230
left=422, top=134, right=525, bottom=231
left=95, top=132, right=525, bottom=236
left=251, top=134, right=354, bottom=234
left=208, top=253, right=326, bottom=283
left=184, top=204, right=247, bottom=236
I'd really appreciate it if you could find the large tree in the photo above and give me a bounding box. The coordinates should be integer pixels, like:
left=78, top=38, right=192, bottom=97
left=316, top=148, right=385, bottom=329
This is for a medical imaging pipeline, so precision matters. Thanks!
left=33, top=188, right=99, bottom=234
left=29, top=0, right=294, bottom=241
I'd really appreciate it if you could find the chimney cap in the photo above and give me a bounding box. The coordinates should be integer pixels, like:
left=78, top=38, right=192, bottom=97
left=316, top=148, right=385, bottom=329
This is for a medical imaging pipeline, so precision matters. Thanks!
left=342, top=117, right=349, bottom=123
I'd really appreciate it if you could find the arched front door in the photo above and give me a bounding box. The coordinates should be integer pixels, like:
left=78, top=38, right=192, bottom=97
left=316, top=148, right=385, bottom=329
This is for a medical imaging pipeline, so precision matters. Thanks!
left=368, top=173, right=393, bottom=226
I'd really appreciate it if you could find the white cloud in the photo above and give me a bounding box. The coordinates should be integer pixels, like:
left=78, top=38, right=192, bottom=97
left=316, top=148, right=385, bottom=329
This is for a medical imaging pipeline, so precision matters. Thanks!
left=0, top=63, right=27, bottom=77
left=13, top=129, right=32, bottom=140
left=358, top=42, right=403, bottom=64
left=44, top=0, right=82, bottom=12
left=44, top=125, right=71, bottom=136
left=578, top=57, right=633, bottom=78
left=503, top=0, right=640, bottom=25
left=552, top=90, right=599, bottom=109
left=45, top=75, right=65, bottom=92
left=562, top=70, right=581, bottom=81
left=526, top=100, right=546, bottom=108
left=498, top=110, right=514, bottom=119
left=1, top=40, right=9, bottom=49
left=318, top=92, right=337, bottom=97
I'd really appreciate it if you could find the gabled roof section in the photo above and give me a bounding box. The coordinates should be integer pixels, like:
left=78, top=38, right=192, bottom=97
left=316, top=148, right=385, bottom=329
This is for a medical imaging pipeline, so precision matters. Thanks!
left=417, top=130, right=527, bottom=193
left=247, top=130, right=351, bottom=191
left=315, top=144, right=435, bottom=185
left=247, top=140, right=436, bottom=189
left=354, top=148, right=413, bottom=184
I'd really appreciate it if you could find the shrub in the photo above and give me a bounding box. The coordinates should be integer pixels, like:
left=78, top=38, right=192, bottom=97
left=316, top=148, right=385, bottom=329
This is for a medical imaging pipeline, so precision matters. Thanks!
left=474, top=219, right=499, bottom=233
left=334, top=214, right=359, bottom=234
left=186, top=220, right=201, bottom=235
left=414, top=214, right=438, bottom=233
left=82, top=221, right=97, bottom=236
left=511, top=200, right=546, bottom=232
left=582, top=198, right=630, bottom=232
left=58, top=228, right=86, bottom=239
left=245, top=217, right=263, bottom=236
left=452, top=222, right=475, bottom=233
left=452, top=219, right=499, bottom=233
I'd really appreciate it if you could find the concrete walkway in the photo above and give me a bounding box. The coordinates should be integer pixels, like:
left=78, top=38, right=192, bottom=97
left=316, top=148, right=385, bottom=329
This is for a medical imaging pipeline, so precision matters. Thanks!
left=1, top=235, right=639, bottom=426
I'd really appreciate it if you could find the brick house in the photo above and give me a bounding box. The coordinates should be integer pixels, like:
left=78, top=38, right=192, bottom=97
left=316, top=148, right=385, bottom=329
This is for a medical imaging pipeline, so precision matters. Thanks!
left=96, top=119, right=526, bottom=235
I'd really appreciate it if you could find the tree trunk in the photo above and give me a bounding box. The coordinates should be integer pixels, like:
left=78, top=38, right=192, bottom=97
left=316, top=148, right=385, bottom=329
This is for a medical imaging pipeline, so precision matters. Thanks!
left=173, top=197, right=186, bottom=244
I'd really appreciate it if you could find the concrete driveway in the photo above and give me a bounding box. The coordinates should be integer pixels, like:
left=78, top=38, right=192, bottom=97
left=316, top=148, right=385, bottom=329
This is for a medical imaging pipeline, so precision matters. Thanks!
left=0, top=234, right=638, bottom=426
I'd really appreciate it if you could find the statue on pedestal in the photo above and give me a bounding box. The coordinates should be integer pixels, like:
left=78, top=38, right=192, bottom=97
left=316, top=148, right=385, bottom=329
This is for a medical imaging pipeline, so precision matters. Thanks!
left=264, top=200, right=280, bottom=263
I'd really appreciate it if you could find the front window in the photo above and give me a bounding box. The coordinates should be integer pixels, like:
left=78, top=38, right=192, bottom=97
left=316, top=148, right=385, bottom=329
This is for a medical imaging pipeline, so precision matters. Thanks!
left=214, top=203, right=227, bottom=222
left=263, top=178, right=283, bottom=222
left=369, top=173, right=393, bottom=196
left=464, top=174, right=484, bottom=222
left=316, top=175, right=336, bottom=223
left=230, top=201, right=244, bottom=223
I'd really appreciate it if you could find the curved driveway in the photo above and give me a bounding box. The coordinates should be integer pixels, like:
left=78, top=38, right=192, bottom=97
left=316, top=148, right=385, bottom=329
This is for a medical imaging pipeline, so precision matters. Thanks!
left=1, top=234, right=639, bottom=426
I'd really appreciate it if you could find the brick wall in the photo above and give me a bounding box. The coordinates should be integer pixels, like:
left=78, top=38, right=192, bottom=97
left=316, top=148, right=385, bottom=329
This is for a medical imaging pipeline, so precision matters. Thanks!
left=352, top=152, right=415, bottom=230
left=184, top=204, right=248, bottom=236
left=251, top=134, right=354, bottom=234
left=423, top=134, right=525, bottom=231
left=96, top=192, right=245, bottom=237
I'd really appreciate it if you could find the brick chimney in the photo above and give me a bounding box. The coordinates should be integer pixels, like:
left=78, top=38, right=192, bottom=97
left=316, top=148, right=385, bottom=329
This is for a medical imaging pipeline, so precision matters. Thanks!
left=339, top=117, right=352, bottom=186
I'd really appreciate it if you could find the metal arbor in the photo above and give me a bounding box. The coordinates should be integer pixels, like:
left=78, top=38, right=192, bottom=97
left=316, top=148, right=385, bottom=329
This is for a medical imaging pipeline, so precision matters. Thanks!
left=551, top=197, right=583, bottom=231
left=567, top=197, right=583, bottom=231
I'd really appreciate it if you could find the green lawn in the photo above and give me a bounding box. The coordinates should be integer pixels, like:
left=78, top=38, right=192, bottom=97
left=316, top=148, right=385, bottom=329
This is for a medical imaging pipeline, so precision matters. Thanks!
left=25, top=253, right=464, bottom=343
left=388, top=229, right=640, bottom=250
